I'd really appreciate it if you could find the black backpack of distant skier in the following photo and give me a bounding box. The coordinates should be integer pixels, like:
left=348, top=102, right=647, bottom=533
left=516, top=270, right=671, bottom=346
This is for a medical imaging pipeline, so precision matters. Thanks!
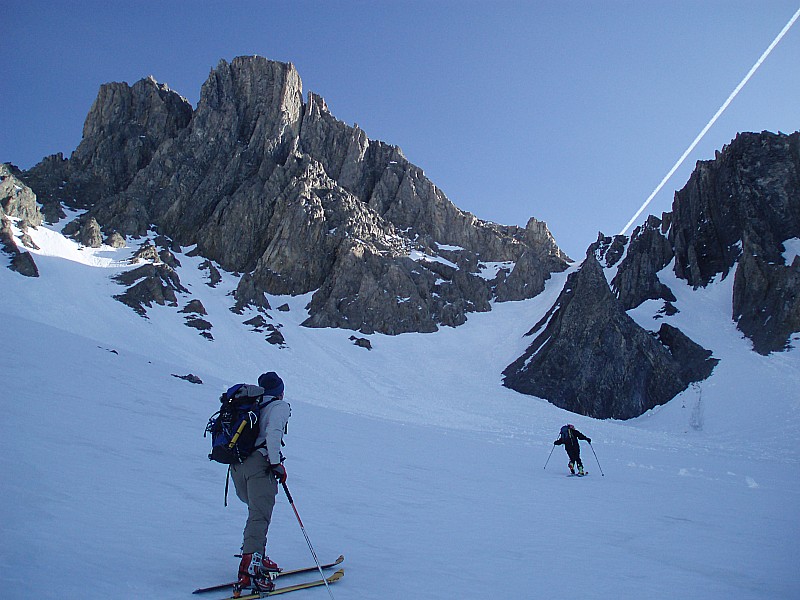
left=205, top=384, right=268, bottom=464
left=560, top=425, right=572, bottom=442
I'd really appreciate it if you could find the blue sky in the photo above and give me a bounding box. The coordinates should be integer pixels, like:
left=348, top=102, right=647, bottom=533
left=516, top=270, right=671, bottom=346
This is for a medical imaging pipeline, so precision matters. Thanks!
left=3, top=1, right=799, bottom=258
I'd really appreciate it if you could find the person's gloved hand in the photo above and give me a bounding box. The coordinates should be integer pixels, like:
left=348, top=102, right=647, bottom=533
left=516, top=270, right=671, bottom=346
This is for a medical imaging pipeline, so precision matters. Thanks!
left=587, top=438, right=592, bottom=444
left=271, top=463, right=287, bottom=484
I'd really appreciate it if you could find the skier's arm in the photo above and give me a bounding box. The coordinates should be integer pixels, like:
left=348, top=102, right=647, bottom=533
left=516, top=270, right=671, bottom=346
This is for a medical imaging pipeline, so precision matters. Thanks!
left=264, top=402, right=291, bottom=465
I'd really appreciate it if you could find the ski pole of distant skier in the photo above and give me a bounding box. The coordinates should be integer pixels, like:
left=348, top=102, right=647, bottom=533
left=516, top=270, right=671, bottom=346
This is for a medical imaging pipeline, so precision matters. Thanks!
left=282, top=482, right=336, bottom=600
left=588, top=441, right=605, bottom=476
left=544, top=444, right=555, bottom=469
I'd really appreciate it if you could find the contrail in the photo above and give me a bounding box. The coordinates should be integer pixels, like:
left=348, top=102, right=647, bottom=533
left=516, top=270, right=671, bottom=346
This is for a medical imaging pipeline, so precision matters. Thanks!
left=619, top=6, right=800, bottom=237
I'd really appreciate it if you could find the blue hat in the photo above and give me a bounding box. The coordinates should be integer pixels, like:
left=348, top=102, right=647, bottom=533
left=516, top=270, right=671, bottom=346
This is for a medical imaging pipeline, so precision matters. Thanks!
left=258, top=371, right=284, bottom=397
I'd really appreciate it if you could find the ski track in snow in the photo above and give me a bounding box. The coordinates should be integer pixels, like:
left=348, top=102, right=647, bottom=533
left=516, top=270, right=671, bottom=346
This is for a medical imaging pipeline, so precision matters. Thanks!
left=1, top=221, right=799, bottom=599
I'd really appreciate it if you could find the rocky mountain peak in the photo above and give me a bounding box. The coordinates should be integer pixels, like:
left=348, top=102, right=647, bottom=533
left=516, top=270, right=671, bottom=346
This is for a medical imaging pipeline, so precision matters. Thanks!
left=196, top=57, right=303, bottom=164
left=15, top=55, right=569, bottom=335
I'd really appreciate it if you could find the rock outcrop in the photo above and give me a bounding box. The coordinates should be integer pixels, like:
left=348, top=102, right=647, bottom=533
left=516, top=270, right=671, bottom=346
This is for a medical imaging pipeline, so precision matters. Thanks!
left=1, top=164, right=42, bottom=277
left=1, top=164, right=44, bottom=227
left=20, top=56, right=569, bottom=334
left=1, top=216, right=40, bottom=277
left=733, top=245, right=800, bottom=354
left=502, top=254, right=716, bottom=419
left=62, top=215, right=103, bottom=247
left=112, top=262, right=188, bottom=317
left=609, top=216, right=676, bottom=311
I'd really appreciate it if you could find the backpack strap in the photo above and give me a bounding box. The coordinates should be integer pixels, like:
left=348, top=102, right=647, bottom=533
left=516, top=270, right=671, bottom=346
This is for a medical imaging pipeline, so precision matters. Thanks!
left=242, top=397, right=278, bottom=456
left=224, top=465, right=231, bottom=507
left=259, top=396, right=278, bottom=409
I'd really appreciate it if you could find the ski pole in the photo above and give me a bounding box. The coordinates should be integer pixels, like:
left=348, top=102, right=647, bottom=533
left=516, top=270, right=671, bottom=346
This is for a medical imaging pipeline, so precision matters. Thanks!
left=588, top=442, right=605, bottom=476
left=282, top=482, right=336, bottom=600
left=544, top=444, right=555, bottom=469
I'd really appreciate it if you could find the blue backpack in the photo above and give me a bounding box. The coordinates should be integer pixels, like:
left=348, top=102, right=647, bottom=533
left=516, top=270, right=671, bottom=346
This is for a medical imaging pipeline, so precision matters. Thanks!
left=205, top=384, right=270, bottom=464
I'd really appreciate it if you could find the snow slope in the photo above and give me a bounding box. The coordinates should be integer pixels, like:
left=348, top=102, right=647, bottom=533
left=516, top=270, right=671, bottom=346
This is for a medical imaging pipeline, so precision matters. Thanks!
left=1, top=220, right=798, bottom=599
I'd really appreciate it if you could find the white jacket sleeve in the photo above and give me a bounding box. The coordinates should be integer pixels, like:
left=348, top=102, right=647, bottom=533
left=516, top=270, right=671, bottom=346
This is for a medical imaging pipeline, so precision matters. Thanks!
left=259, top=400, right=291, bottom=465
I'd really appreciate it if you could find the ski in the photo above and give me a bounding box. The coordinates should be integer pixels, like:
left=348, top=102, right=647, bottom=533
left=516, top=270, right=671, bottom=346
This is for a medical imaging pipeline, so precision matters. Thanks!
left=192, top=555, right=344, bottom=594
left=222, top=569, right=344, bottom=599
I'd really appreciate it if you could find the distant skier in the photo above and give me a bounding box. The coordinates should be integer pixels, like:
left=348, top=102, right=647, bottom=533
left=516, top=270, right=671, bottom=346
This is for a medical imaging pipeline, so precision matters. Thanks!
left=553, top=424, right=591, bottom=475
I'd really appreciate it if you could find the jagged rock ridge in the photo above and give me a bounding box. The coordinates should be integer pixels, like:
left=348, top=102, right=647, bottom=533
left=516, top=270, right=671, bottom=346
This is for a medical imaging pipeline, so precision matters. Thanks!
left=504, top=130, right=798, bottom=418
left=19, top=56, right=570, bottom=335
left=11, top=56, right=794, bottom=420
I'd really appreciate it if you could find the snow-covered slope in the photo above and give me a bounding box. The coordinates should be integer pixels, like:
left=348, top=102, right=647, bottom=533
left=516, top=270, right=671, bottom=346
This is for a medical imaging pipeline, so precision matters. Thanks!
left=1, top=220, right=798, bottom=599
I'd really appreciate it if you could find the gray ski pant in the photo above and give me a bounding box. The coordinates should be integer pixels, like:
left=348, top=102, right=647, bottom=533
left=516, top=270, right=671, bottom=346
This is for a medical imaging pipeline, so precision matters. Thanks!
left=231, top=451, right=278, bottom=555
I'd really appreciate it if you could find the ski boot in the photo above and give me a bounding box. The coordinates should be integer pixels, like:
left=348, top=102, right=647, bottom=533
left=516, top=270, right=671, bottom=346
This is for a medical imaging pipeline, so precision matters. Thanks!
left=577, top=463, right=585, bottom=476
left=568, top=461, right=575, bottom=475
left=233, top=552, right=280, bottom=597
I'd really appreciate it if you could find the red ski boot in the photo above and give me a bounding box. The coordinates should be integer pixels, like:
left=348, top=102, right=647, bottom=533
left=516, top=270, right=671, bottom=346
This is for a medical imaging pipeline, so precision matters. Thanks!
left=233, top=552, right=280, bottom=597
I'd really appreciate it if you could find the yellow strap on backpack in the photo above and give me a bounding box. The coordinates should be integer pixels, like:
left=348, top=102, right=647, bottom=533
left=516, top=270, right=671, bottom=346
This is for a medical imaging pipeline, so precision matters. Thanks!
left=228, top=419, right=248, bottom=449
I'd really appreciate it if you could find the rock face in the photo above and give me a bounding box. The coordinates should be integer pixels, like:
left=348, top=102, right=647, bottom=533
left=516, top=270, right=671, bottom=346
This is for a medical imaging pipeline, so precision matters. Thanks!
left=602, top=132, right=800, bottom=354
left=1, top=164, right=44, bottom=227
left=62, top=215, right=104, bottom=247
left=733, top=248, right=800, bottom=354
left=502, top=254, right=716, bottom=419
left=593, top=132, right=800, bottom=357
left=23, top=76, right=193, bottom=216
left=670, top=131, right=800, bottom=353
left=1, top=216, right=40, bottom=277
left=1, top=165, right=42, bottom=277
left=112, top=262, right=188, bottom=317
left=21, top=56, right=569, bottom=335
left=671, top=132, right=800, bottom=286
left=608, top=216, right=676, bottom=311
